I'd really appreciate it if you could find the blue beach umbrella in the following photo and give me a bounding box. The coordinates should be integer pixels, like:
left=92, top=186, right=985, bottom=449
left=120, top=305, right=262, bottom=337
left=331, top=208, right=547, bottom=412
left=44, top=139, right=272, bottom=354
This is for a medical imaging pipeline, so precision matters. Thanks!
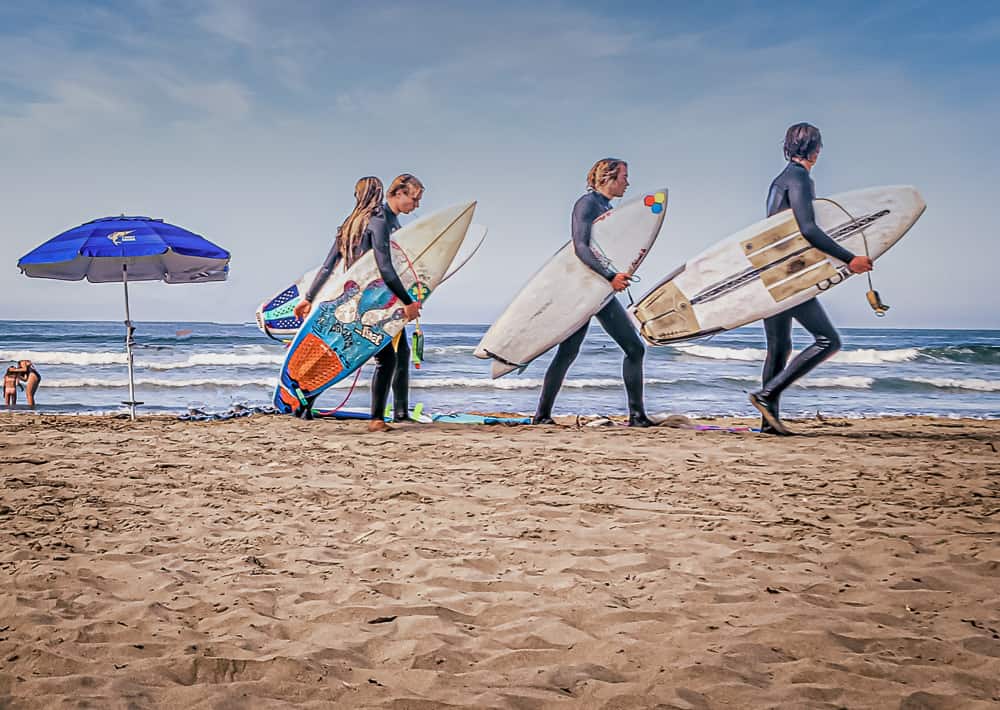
left=18, top=215, right=231, bottom=419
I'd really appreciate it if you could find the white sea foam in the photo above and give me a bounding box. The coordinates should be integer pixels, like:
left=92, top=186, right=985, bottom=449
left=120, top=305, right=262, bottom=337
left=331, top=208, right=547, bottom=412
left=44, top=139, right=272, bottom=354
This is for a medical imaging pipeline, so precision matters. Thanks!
left=674, top=345, right=768, bottom=361
left=833, top=348, right=919, bottom=364
left=424, top=345, right=477, bottom=356
left=43, top=376, right=279, bottom=389
left=723, top=375, right=874, bottom=389
left=797, top=376, right=875, bottom=389
left=0, top=350, right=285, bottom=369
left=906, top=377, right=1000, bottom=392
left=39, top=375, right=684, bottom=391
left=0, top=350, right=127, bottom=366
left=674, top=344, right=920, bottom=365
left=147, top=353, right=285, bottom=369
left=410, top=377, right=679, bottom=390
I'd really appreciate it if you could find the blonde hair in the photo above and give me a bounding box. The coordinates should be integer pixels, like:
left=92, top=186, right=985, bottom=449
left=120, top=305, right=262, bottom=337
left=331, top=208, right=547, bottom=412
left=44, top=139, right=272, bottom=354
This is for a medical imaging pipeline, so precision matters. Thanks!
left=388, top=173, right=424, bottom=197
left=337, top=176, right=383, bottom=268
left=587, top=158, right=626, bottom=191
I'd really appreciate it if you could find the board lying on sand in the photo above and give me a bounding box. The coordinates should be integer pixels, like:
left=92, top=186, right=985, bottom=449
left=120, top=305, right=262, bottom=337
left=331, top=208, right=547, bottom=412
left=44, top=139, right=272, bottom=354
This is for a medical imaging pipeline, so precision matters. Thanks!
left=273, top=202, right=477, bottom=414
left=631, top=186, right=925, bottom=345
left=475, top=189, right=667, bottom=378
left=431, top=413, right=532, bottom=425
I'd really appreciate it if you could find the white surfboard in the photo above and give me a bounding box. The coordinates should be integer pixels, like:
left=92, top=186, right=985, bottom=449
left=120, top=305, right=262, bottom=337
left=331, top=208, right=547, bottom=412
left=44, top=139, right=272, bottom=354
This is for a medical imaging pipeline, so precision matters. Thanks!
left=631, top=185, right=925, bottom=345
left=475, top=189, right=667, bottom=378
left=256, top=225, right=488, bottom=342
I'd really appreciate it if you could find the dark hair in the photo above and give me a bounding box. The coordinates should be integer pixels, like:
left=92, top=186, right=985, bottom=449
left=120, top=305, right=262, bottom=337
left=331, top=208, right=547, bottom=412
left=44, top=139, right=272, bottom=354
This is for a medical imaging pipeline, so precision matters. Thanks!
left=783, top=123, right=822, bottom=161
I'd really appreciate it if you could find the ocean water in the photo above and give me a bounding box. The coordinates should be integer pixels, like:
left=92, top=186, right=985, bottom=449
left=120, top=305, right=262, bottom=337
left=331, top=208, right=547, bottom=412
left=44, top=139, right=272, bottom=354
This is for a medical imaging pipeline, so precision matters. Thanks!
left=2, top=319, right=999, bottom=418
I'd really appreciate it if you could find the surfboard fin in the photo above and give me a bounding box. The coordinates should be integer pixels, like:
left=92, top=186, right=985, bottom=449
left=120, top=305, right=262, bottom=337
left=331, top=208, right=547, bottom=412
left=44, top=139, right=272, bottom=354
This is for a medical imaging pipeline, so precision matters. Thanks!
left=484, top=349, right=529, bottom=375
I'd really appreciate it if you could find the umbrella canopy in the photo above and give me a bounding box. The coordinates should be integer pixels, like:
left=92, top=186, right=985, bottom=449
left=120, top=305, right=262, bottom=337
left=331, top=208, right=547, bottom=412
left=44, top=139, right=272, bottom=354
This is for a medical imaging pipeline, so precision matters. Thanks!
left=17, top=215, right=231, bottom=420
left=17, top=215, right=230, bottom=283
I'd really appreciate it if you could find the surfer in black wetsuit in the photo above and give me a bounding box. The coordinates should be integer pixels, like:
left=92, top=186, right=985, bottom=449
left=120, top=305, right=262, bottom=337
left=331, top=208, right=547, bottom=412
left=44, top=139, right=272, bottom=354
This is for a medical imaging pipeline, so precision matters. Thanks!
left=292, top=174, right=422, bottom=431
left=363, top=174, right=424, bottom=432
left=294, top=175, right=385, bottom=318
left=749, top=123, right=872, bottom=435
left=533, top=158, right=653, bottom=427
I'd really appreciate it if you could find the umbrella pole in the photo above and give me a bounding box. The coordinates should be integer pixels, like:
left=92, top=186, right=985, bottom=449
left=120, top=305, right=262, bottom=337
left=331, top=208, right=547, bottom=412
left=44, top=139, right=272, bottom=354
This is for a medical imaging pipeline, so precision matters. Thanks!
left=123, top=263, right=138, bottom=420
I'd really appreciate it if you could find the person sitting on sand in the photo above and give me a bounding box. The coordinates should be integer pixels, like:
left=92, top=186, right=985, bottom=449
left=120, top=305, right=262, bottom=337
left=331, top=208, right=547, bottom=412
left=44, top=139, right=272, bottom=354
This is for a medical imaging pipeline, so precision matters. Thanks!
left=532, top=158, right=653, bottom=427
left=4, top=366, right=19, bottom=408
left=749, top=123, right=873, bottom=435
left=17, top=360, right=41, bottom=408
left=293, top=174, right=424, bottom=432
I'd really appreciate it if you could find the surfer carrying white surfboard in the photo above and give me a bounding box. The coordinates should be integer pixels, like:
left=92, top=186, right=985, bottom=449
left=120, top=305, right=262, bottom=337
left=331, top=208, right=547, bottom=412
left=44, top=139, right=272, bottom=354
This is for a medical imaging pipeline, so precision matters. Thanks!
left=532, top=158, right=654, bottom=427
left=749, top=123, right=873, bottom=435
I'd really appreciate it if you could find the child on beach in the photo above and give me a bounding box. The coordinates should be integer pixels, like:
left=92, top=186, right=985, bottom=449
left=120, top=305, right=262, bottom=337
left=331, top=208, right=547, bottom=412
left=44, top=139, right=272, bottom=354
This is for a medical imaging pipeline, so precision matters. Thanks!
left=4, top=366, right=19, bottom=408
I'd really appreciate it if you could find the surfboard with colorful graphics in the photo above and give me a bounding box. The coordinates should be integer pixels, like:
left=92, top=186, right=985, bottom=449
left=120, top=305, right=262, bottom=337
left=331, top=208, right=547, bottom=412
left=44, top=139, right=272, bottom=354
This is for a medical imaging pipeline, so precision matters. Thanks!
left=256, top=224, right=489, bottom=342
left=255, top=266, right=321, bottom=342
left=474, top=189, right=667, bottom=378
left=631, top=186, right=925, bottom=345
left=273, top=201, right=477, bottom=414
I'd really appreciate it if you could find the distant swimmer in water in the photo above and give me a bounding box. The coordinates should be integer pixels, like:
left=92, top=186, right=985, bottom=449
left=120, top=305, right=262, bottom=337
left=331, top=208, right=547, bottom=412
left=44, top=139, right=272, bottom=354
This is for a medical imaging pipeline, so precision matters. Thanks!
left=749, top=123, right=873, bottom=435
left=293, top=174, right=424, bottom=431
left=532, top=158, right=653, bottom=427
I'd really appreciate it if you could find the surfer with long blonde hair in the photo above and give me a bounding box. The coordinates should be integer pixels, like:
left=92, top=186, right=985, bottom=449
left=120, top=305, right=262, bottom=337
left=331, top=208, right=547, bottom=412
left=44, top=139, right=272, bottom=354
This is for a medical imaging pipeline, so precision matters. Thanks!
left=532, top=158, right=653, bottom=427
left=294, top=175, right=385, bottom=321
left=293, top=173, right=424, bottom=431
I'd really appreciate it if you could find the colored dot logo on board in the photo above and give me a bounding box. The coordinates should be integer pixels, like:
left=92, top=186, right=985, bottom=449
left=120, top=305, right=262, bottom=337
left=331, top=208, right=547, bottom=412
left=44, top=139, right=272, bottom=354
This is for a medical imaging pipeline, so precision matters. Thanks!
left=643, top=192, right=666, bottom=214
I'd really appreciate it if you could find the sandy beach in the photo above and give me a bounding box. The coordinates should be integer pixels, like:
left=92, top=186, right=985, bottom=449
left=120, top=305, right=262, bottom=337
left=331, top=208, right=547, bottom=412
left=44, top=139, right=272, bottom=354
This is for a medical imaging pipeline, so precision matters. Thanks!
left=1, top=414, right=998, bottom=709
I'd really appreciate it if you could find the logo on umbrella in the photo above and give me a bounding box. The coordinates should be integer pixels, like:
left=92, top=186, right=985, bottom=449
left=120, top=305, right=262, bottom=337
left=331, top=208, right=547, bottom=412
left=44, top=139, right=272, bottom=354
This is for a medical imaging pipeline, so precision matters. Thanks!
left=107, top=230, right=136, bottom=245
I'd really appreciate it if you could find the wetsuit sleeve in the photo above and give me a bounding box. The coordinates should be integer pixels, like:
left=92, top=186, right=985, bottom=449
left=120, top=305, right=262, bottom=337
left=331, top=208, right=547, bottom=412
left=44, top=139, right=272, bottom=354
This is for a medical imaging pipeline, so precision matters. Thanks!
left=572, top=198, right=616, bottom=281
left=787, top=173, right=856, bottom=264
left=303, top=241, right=343, bottom=303
left=369, top=222, right=413, bottom=305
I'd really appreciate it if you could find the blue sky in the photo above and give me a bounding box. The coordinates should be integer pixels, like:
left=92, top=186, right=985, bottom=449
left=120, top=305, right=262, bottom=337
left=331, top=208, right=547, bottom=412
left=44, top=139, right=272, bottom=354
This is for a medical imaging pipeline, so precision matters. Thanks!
left=2, top=0, right=998, bottom=327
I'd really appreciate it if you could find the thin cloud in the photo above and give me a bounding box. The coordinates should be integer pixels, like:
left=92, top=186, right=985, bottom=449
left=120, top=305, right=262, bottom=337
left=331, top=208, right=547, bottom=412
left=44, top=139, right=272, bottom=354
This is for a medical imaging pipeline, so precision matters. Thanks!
left=1, top=1, right=998, bottom=328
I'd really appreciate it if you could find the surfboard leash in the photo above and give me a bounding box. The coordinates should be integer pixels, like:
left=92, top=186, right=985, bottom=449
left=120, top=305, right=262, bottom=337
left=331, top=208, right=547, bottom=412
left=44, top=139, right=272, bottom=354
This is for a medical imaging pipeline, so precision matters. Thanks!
left=390, top=240, right=427, bottom=369
left=317, top=368, right=364, bottom=417
left=816, top=198, right=889, bottom=317
left=439, top=226, right=489, bottom=286
left=589, top=240, right=642, bottom=305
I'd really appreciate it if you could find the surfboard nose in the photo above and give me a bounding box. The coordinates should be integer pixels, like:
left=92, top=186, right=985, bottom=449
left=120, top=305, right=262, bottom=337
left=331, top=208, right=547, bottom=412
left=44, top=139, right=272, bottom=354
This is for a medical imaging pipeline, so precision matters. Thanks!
left=904, top=185, right=926, bottom=215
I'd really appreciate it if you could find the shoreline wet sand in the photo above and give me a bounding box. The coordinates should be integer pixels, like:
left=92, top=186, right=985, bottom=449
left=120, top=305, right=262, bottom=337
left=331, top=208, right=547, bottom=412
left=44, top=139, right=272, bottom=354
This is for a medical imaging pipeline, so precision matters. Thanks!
left=2, top=415, right=998, bottom=708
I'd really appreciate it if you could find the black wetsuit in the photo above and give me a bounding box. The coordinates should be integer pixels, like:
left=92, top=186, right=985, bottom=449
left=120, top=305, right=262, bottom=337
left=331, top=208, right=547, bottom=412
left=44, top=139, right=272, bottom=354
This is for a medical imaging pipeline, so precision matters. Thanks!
left=365, top=203, right=414, bottom=422
left=303, top=243, right=343, bottom=305
left=757, top=161, right=854, bottom=419
left=534, top=191, right=648, bottom=424
left=301, top=203, right=413, bottom=421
